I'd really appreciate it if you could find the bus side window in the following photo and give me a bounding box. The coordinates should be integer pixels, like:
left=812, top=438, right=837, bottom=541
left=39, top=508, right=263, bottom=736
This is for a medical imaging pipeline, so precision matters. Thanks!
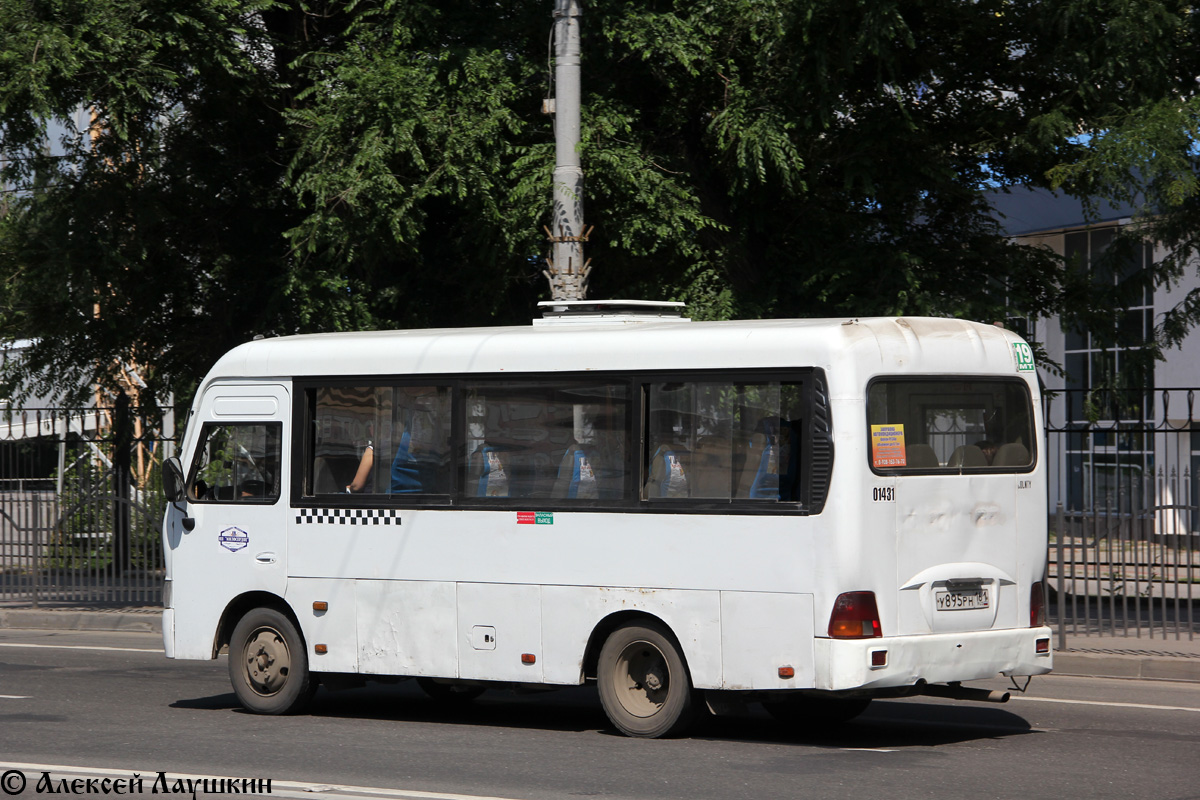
left=646, top=380, right=805, bottom=503
left=464, top=381, right=630, bottom=501
left=306, top=384, right=452, bottom=497
left=188, top=423, right=281, bottom=504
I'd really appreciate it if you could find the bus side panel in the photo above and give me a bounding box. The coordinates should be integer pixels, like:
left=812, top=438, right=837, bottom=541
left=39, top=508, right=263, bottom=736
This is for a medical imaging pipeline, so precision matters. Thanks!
left=170, top=597, right=227, bottom=661
left=287, top=578, right=359, bottom=673
left=540, top=586, right=722, bottom=688
left=356, top=579, right=458, bottom=677
left=719, top=591, right=815, bottom=690
left=458, top=582, right=543, bottom=682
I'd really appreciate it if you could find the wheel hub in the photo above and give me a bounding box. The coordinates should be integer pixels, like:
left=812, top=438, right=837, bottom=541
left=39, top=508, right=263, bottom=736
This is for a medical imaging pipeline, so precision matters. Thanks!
left=616, top=641, right=669, bottom=718
left=243, top=627, right=290, bottom=696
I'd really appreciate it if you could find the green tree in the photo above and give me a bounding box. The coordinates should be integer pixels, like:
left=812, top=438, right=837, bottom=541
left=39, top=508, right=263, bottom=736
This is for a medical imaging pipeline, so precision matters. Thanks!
left=2, top=0, right=1198, bottom=403
left=0, top=0, right=360, bottom=403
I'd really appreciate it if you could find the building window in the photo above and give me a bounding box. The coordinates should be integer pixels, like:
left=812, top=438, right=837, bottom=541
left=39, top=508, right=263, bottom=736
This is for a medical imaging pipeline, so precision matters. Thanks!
left=1063, top=227, right=1154, bottom=421
left=1062, top=226, right=1154, bottom=511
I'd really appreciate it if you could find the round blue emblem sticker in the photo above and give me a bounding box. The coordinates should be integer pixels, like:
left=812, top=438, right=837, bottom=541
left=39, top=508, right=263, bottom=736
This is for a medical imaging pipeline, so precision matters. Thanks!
left=218, top=526, right=249, bottom=552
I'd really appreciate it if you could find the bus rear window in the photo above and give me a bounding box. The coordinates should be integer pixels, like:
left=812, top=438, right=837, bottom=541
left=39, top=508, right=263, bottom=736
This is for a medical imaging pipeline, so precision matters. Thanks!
left=867, top=378, right=1035, bottom=473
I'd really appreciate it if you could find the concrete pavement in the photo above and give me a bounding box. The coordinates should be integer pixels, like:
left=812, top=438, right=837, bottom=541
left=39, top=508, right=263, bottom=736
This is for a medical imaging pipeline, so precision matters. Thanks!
left=2, top=601, right=1197, bottom=683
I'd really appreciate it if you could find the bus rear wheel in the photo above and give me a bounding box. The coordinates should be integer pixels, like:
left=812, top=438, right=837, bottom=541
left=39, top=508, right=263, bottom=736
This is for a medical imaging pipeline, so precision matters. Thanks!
left=597, top=621, right=696, bottom=738
left=228, top=607, right=315, bottom=715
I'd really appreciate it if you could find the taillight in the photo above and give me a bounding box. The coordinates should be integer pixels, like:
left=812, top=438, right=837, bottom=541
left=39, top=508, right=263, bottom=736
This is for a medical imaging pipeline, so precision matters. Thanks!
left=828, top=591, right=882, bottom=639
left=1030, top=581, right=1046, bottom=628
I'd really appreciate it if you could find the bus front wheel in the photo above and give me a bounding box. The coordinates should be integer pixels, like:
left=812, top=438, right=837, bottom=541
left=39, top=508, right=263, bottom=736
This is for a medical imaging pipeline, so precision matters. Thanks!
left=597, top=621, right=696, bottom=738
left=228, top=607, right=315, bottom=715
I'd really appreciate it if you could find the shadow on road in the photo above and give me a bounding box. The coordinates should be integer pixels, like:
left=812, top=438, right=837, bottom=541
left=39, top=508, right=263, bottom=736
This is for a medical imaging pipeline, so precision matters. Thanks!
left=169, top=680, right=1037, bottom=747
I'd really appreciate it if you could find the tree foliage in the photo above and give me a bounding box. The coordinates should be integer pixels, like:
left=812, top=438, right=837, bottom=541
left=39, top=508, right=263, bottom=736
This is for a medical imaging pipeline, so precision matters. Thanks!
left=1, top=0, right=1198, bottom=403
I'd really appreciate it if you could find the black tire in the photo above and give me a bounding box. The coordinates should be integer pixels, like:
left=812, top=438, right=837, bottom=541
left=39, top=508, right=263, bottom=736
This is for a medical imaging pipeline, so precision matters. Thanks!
left=597, top=621, right=696, bottom=738
left=763, top=695, right=871, bottom=727
left=228, top=607, right=315, bottom=715
left=416, top=677, right=486, bottom=703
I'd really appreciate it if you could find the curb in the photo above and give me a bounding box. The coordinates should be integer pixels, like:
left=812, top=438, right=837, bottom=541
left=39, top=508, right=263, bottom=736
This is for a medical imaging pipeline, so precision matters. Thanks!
left=0, top=609, right=162, bottom=634
left=1052, top=651, right=1200, bottom=683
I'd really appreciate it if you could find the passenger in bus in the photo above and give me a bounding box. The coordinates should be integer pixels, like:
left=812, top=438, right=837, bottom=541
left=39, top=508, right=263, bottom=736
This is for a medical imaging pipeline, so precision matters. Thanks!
left=390, top=415, right=451, bottom=494
left=345, top=442, right=374, bottom=492
left=975, top=440, right=998, bottom=465
left=390, top=429, right=421, bottom=493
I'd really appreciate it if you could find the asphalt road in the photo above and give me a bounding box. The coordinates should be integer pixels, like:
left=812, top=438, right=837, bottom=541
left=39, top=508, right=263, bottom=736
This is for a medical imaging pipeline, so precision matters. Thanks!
left=0, top=628, right=1197, bottom=800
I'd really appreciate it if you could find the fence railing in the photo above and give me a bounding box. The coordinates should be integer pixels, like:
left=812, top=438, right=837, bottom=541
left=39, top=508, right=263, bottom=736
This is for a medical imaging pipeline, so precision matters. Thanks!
left=1, top=394, right=1197, bottom=643
left=0, top=403, right=174, bottom=607
left=1044, top=388, right=1199, bottom=641
left=1049, top=506, right=1197, bottom=645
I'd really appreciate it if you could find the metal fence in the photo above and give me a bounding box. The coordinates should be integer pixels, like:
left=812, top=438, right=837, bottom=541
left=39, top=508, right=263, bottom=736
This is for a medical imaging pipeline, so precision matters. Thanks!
left=1, top=389, right=1197, bottom=642
left=1045, top=388, right=1199, bottom=642
left=0, top=401, right=174, bottom=607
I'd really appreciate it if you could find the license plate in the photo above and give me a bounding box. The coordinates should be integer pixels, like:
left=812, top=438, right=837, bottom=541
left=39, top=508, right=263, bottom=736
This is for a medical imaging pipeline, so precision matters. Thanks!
left=936, top=587, right=989, bottom=610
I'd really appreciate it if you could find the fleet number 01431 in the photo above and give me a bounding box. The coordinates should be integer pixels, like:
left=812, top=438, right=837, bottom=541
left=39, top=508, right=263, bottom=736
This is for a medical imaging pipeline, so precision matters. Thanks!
left=873, top=486, right=895, bottom=502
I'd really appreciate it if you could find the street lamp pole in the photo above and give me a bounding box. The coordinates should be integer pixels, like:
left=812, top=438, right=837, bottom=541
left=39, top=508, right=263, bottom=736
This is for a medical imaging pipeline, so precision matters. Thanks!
left=544, top=0, right=590, bottom=300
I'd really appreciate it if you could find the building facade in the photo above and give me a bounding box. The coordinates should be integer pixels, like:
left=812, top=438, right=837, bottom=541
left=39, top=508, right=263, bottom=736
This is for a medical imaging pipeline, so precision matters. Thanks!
left=993, top=187, right=1200, bottom=533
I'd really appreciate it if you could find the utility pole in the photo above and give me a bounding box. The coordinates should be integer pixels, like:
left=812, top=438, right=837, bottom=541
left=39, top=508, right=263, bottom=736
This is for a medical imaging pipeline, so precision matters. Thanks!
left=543, top=0, right=591, bottom=300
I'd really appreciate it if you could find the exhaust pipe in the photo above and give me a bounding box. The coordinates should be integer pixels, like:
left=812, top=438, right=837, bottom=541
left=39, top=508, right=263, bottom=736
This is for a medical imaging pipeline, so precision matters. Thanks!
left=918, top=682, right=1010, bottom=704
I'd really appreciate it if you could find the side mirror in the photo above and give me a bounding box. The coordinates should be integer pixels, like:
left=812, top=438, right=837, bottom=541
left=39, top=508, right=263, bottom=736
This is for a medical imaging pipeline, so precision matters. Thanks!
left=163, top=456, right=196, bottom=532
left=163, top=456, right=186, bottom=503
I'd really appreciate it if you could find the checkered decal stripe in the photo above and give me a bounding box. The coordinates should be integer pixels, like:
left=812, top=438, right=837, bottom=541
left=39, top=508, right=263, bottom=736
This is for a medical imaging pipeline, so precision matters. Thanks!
left=295, top=508, right=401, bottom=526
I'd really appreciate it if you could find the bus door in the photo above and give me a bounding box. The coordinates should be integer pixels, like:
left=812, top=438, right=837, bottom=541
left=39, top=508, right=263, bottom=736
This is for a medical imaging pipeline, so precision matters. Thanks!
left=868, top=377, right=1036, bottom=636
left=175, top=385, right=291, bottom=619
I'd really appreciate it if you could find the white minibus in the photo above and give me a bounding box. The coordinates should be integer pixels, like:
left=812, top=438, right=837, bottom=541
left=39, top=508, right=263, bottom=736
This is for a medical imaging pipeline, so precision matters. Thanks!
left=161, top=303, right=1052, bottom=737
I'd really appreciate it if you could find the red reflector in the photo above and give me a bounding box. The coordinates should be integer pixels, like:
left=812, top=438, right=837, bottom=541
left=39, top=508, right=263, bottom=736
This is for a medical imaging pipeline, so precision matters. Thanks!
left=1036, top=638, right=1050, bottom=654
left=871, top=649, right=888, bottom=667
left=314, top=644, right=328, bottom=655
left=828, top=591, right=882, bottom=639
left=778, top=666, right=795, bottom=679
left=521, top=653, right=536, bottom=665
left=1030, top=581, right=1046, bottom=628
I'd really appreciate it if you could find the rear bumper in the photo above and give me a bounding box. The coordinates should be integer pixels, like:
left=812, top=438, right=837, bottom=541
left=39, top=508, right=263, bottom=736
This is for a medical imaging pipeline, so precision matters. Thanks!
left=813, top=627, right=1052, bottom=692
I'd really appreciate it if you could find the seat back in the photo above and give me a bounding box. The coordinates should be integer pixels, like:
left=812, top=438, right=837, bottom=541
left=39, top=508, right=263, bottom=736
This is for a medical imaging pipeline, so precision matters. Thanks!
left=994, top=442, right=1030, bottom=467
left=948, top=444, right=987, bottom=468
left=904, top=443, right=940, bottom=468
left=471, top=445, right=511, bottom=497
left=553, top=445, right=600, bottom=499
left=646, top=445, right=689, bottom=498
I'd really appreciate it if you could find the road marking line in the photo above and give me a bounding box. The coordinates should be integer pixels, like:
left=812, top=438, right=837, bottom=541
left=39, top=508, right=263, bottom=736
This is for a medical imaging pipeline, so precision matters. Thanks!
left=0, top=763, right=530, bottom=800
left=0, top=695, right=30, bottom=699
left=1013, top=696, right=1200, bottom=713
left=0, top=643, right=163, bottom=654
left=842, top=748, right=897, bottom=753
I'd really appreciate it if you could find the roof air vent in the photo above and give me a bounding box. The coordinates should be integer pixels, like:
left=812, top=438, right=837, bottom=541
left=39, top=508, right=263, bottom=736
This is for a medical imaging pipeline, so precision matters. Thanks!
left=533, top=300, right=689, bottom=326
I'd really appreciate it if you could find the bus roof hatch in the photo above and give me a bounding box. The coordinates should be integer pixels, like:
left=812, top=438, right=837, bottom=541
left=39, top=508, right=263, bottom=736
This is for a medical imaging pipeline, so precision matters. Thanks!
left=533, top=300, right=689, bottom=326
